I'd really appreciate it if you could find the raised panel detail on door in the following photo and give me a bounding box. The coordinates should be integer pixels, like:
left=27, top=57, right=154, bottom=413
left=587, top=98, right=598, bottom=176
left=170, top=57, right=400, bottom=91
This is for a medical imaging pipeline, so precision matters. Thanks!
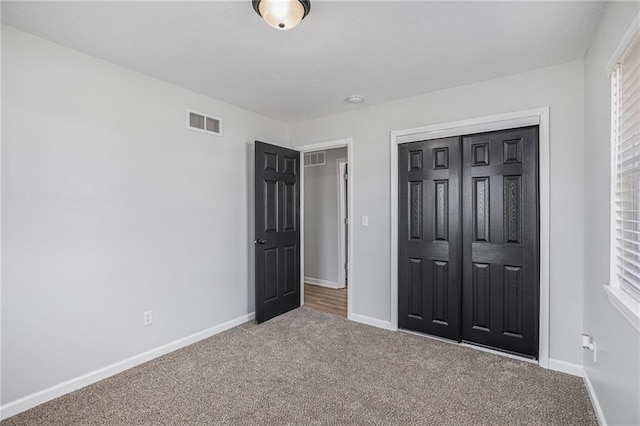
left=503, top=139, right=522, bottom=164
left=432, top=260, right=449, bottom=324
left=503, top=265, right=523, bottom=338
left=283, top=245, right=297, bottom=296
left=264, top=180, right=278, bottom=232
left=504, top=176, right=522, bottom=244
left=473, top=177, right=490, bottom=242
left=263, top=248, right=278, bottom=302
left=408, top=258, right=424, bottom=319
left=434, top=181, right=449, bottom=241
left=472, top=143, right=490, bottom=166
left=264, top=152, right=278, bottom=172
left=472, top=263, right=491, bottom=332
left=409, top=150, right=423, bottom=171
left=283, top=156, right=296, bottom=175
left=283, top=182, right=296, bottom=231
left=462, top=126, right=538, bottom=358
left=399, top=137, right=461, bottom=341
left=433, top=147, right=449, bottom=169
left=409, top=181, right=423, bottom=241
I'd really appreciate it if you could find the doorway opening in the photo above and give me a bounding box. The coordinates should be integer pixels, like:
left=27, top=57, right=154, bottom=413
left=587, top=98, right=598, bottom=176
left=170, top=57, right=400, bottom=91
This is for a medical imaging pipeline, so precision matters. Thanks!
left=298, top=139, right=353, bottom=319
left=302, top=147, right=349, bottom=317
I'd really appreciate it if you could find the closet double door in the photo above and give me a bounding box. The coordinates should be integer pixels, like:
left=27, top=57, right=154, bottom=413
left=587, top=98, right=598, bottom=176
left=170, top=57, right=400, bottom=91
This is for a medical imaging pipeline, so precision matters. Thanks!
left=398, top=126, right=539, bottom=358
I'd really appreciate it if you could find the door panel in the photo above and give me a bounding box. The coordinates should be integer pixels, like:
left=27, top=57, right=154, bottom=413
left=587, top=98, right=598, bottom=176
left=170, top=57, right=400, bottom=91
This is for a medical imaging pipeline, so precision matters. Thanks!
left=264, top=248, right=279, bottom=301
left=255, top=141, right=301, bottom=324
left=398, top=137, right=461, bottom=341
left=461, top=127, right=539, bottom=357
left=471, top=262, right=491, bottom=332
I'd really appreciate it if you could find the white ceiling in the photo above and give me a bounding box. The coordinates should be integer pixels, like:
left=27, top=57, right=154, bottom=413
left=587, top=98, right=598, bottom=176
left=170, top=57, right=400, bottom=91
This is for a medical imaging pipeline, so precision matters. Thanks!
left=1, top=1, right=605, bottom=123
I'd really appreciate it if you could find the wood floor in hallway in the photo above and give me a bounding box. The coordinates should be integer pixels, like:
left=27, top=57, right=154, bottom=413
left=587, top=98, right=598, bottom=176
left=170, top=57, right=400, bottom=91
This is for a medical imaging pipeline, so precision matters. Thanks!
left=304, top=283, right=347, bottom=317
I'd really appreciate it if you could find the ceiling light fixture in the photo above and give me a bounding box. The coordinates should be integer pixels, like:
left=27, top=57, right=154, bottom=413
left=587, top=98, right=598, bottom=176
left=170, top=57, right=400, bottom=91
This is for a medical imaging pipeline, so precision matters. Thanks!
left=252, top=0, right=311, bottom=30
left=346, top=95, right=364, bottom=104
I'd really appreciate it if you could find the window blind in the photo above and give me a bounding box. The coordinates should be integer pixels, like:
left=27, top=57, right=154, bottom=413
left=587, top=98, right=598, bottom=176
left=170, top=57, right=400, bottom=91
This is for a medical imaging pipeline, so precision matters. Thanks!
left=613, top=32, right=640, bottom=302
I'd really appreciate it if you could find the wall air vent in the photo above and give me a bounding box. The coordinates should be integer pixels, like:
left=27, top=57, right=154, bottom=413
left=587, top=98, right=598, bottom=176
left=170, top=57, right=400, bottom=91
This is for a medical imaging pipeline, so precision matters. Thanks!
left=304, top=151, right=326, bottom=167
left=187, top=110, right=222, bottom=136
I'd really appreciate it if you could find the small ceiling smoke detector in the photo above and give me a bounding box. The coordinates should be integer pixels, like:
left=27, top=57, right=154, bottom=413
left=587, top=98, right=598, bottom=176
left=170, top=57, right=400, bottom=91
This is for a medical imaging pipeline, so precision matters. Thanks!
left=346, top=95, right=364, bottom=104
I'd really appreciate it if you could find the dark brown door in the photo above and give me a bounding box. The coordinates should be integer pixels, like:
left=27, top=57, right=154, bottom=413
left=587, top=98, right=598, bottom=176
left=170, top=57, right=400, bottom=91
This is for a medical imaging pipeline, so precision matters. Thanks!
left=461, top=127, right=539, bottom=357
left=398, top=137, right=461, bottom=341
left=255, top=141, right=300, bottom=324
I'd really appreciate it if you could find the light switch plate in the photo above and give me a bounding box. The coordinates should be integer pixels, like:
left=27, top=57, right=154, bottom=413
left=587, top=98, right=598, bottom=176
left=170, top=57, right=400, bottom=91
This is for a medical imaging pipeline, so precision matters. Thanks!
left=143, top=310, right=153, bottom=326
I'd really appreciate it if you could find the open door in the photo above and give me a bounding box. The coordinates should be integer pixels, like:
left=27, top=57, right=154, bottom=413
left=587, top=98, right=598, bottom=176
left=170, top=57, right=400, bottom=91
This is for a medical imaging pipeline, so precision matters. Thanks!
left=254, top=141, right=301, bottom=324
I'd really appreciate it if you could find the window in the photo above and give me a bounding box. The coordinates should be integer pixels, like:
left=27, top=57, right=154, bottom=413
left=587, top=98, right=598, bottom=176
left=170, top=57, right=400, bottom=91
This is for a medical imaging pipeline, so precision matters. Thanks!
left=609, top=23, right=640, bottom=331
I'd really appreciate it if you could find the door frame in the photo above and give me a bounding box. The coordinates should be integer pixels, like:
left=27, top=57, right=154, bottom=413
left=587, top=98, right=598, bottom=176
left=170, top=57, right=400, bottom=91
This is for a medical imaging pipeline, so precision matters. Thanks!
left=298, top=138, right=354, bottom=319
left=389, top=107, right=550, bottom=368
left=337, top=158, right=348, bottom=289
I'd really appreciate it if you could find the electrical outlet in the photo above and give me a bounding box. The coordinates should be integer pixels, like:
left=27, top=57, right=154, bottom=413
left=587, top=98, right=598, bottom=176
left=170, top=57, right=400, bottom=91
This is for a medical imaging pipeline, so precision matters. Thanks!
left=361, top=215, right=369, bottom=227
left=143, top=310, right=153, bottom=326
left=582, top=334, right=597, bottom=362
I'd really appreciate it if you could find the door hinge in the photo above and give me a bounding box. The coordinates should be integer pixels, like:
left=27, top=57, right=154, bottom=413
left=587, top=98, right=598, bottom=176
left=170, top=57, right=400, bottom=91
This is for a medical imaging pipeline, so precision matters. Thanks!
left=344, top=218, right=349, bottom=225
left=344, top=173, right=348, bottom=181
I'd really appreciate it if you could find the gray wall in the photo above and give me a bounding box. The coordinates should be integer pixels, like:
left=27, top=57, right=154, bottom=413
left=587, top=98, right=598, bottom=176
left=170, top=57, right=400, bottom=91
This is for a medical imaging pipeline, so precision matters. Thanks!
left=1, top=26, right=288, bottom=404
left=304, top=147, right=348, bottom=284
left=583, top=2, right=640, bottom=425
left=290, top=60, right=586, bottom=366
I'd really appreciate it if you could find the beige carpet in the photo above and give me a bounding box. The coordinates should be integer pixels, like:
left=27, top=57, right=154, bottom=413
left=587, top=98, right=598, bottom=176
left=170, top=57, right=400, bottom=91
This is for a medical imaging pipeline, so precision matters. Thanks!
left=2, top=307, right=596, bottom=425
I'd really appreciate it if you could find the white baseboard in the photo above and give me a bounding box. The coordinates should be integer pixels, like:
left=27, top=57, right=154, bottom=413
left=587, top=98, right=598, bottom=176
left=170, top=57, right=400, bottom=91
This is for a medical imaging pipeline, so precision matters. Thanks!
left=583, top=370, right=607, bottom=426
left=548, top=358, right=584, bottom=377
left=350, top=313, right=394, bottom=331
left=304, top=277, right=343, bottom=289
left=0, top=312, right=255, bottom=421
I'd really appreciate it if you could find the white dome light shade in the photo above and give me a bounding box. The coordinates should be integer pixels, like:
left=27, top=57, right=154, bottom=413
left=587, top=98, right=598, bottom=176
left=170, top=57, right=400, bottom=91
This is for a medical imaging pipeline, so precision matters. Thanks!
left=253, top=0, right=311, bottom=30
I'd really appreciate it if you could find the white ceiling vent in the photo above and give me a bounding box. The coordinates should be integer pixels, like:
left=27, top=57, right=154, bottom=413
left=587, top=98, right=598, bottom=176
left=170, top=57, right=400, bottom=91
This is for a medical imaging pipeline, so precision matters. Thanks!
left=187, top=110, right=222, bottom=136
left=304, top=151, right=326, bottom=167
